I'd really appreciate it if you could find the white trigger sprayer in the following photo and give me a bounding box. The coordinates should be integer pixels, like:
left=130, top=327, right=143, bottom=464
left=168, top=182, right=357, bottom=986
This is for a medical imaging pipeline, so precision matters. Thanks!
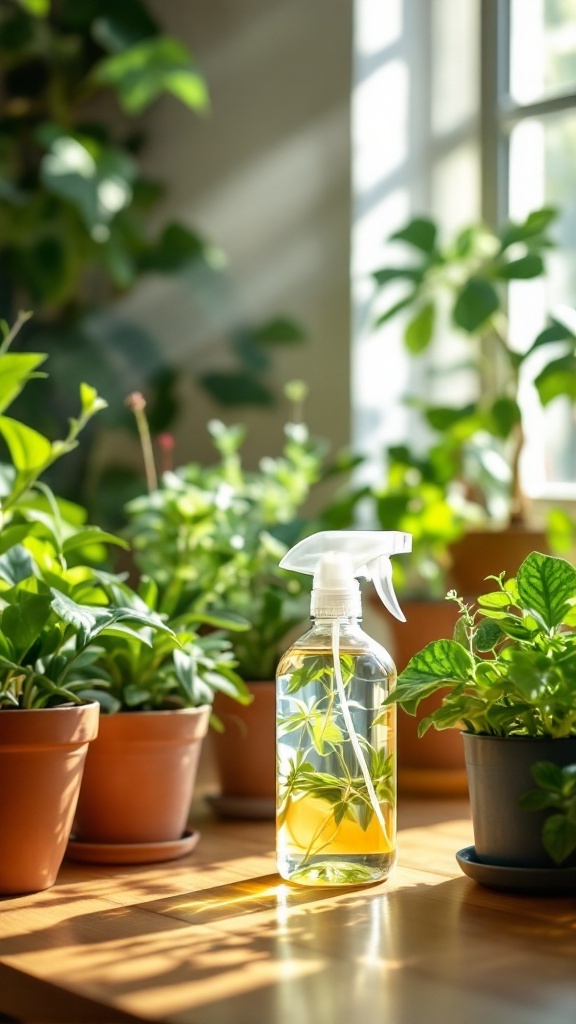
left=277, top=530, right=412, bottom=885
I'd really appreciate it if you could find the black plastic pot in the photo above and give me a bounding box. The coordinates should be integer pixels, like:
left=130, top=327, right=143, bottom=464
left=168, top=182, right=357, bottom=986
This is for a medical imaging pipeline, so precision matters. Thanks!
left=462, top=733, right=576, bottom=869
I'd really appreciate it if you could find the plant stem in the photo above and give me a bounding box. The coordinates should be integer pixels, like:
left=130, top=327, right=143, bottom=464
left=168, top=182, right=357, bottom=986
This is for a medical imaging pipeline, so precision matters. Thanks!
left=125, top=392, right=158, bottom=492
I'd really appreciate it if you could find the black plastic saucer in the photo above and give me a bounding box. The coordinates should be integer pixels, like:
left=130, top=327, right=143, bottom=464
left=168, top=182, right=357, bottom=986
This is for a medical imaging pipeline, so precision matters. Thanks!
left=456, top=845, right=576, bottom=895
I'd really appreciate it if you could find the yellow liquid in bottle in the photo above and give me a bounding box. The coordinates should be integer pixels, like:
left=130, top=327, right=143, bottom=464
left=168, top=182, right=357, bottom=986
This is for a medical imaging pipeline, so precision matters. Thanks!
left=276, top=635, right=396, bottom=887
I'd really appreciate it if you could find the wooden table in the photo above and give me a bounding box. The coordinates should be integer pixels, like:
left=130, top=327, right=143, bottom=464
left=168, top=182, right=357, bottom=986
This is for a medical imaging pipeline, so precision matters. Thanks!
left=1, top=793, right=575, bottom=1024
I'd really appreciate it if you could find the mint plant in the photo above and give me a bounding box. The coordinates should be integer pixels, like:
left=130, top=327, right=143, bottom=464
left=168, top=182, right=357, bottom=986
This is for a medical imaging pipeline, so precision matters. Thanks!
left=388, top=551, right=576, bottom=738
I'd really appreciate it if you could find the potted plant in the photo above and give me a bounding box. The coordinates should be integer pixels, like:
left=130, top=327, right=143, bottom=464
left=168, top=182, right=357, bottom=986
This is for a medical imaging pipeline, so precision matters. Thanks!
left=387, top=549, right=576, bottom=892
left=360, top=444, right=483, bottom=795
left=372, top=207, right=576, bottom=591
left=123, top=384, right=343, bottom=817
left=0, top=317, right=171, bottom=893
left=70, top=575, right=252, bottom=860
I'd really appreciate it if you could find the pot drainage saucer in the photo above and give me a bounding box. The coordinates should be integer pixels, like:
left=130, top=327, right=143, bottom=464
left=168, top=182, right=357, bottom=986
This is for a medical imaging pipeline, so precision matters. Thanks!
left=456, top=846, right=576, bottom=895
left=65, top=829, right=200, bottom=865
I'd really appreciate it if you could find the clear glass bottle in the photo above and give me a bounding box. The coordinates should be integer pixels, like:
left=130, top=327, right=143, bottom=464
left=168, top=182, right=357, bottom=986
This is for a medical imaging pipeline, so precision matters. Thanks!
left=276, top=615, right=397, bottom=887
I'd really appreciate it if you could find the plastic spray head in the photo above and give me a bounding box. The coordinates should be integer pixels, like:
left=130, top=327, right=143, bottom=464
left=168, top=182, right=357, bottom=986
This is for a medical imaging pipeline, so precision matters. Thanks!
left=280, top=530, right=412, bottom=621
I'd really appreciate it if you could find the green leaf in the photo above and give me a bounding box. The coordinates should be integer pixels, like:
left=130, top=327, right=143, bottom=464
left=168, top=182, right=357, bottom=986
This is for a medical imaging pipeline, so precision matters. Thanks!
left=542, top=813, right=576, bottom=864
left=0, top=353, right=47, bottom=414
left=49, top=590, right=98, bottom=634
left=496, top=254, right=544, bottom=280
left=474, top=618, right=503, bottom=652
left=93, top=36, right=209, bottom=114
left=393, top=640, right=475, bottom=714
left=424, top=403, right=477, bottom=431
left=0, top=416, right=52, bottom=472
left=1, top=593, right=52, bottom=661
left=498, top=207, right=557, bottom=249
left=372, top=267, right=424, bottom=287
left=79, top=383, right=108, bottom=419
left=62, top=529, right=129, bottom=556
left=404, top=300, right=435, bottom=353
left=310, top=716, right=344, bottom=756
left=488, top=397, right=521, bottom=439
left=453, top=277, right=500, bottom=333
left=526, top=318, right=576, bottom=355
left=390, top=218, right=437, bottom=254
left=534, top=355, right=576, bottom=406
left=531, top=760, right=564, bottom=791
left=0, top=545, right=34, bottom=585
left=516, top=551, right=576, bottom=631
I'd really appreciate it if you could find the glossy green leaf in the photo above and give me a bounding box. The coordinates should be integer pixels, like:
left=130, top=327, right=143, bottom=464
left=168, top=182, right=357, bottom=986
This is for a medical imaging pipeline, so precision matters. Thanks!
left=0, top=353, right=47, bottom=413
left=474, top=618, right=503, bottom=652
left=92, top=36, right=209, bottom=114
left=392, top=640, right=475, bottom=714
left=0, top=545, right=34, bottom=585
left=517, top=551, right=576, bottom=630
left=453, top=277, right=499, bottom=333
left=0, top=415, right=52, bottom=472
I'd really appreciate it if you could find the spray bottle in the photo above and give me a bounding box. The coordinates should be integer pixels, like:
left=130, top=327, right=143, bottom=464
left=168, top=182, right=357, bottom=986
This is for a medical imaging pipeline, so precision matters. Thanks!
left=276, top=530, right=411, bottom=887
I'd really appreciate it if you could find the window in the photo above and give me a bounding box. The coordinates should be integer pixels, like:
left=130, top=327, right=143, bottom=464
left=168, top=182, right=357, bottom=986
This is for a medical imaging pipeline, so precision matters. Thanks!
left=484, top=0, right=576, bottom=496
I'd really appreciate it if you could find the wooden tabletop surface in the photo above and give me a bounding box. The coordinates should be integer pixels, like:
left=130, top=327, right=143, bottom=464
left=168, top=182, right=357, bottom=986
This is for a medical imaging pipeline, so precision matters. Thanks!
left=1, top=782, right=576, bottom=1024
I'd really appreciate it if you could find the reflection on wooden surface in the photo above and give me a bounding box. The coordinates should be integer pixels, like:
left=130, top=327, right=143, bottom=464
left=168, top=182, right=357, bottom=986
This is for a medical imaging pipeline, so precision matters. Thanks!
left=0, top=795, right=575, bottom=1024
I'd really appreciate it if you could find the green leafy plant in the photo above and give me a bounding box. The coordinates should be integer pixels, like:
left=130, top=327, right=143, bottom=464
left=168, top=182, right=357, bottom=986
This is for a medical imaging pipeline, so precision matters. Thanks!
left=369, top=443, right=484, bottom=597
left=124, top=390, right=332, bottom=681
left=519, top=761, right=576, bottom=865
left=388, top=551, right=576, bottom=737
left=0, top=316, right=176, bottom=708
left=83, top=572, right=252, bottom=720
left=373, top=208, right=576, bottom=528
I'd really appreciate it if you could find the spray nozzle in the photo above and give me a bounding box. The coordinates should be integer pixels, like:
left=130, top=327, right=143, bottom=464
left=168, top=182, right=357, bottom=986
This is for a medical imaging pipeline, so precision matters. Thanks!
left=279, top=529, right=412, bottom=621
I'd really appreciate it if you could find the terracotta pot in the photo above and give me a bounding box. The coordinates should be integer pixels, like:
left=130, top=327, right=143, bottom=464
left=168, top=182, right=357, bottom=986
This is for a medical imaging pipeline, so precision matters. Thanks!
left=387, top=599, right=468, bottom=796
left=449, top=525, right=548, bottom=597
left=0, top=702, right=99, bottom=895
left=211, top=682, right=276, bottom=801
left=74, top=706, right=210, bottom=844
left=463, top=734, right=576, bottom=868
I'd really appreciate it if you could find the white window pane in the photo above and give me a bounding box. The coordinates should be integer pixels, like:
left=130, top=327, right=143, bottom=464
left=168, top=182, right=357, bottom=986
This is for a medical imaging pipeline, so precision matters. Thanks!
left=509, top=114, right=576, bottom=491
left=510, top=0, right=576, bottom=104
